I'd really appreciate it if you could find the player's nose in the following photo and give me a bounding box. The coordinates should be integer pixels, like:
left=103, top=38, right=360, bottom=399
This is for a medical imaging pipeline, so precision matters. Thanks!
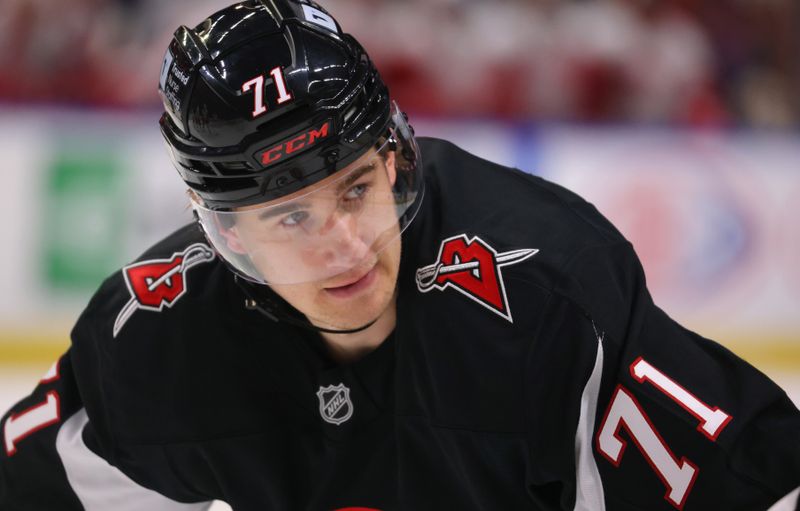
left=318, top=213, right=370, bottom=268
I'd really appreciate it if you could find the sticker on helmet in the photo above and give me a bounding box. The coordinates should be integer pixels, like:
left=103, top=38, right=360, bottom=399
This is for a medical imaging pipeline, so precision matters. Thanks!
left=301, top=5, right=338, bottom=33
left=159, top=50, right=174, bottom=92
left=242, top=67, right=293, bottom=119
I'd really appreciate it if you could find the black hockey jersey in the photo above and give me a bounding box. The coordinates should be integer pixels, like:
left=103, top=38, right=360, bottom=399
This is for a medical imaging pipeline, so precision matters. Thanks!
left=2, top=138, right=799, bottom=511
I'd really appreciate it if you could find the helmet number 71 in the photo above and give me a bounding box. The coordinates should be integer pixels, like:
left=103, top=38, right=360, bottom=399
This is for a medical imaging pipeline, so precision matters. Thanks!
left=241, top=67, right=293, bottom=119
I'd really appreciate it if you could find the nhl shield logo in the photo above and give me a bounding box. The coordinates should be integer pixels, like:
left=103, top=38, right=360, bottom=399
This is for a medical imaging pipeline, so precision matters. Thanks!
left=317, top=383, right=354, bottom=426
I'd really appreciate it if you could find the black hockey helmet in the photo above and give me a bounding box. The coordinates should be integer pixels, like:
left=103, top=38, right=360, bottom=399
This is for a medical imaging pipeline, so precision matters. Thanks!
left=158, top=0, right=422, bottom=285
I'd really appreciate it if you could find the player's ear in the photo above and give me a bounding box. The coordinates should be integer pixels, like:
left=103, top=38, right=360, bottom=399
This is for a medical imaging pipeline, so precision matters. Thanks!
left=384, top=150, right=397, bottom=186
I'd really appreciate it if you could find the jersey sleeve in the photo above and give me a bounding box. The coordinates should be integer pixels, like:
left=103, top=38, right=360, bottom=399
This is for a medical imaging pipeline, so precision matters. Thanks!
left=0, top=348, right=215, bottom=511
left=1, top=352, right=85, bottom=510
left=530, top=241, right=800, bottom=511
left=1, top=272, right=219, bottom=511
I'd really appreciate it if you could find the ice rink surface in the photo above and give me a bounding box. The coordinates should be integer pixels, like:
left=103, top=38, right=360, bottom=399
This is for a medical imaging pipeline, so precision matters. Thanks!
left=1, top=363, right=797, bottom=511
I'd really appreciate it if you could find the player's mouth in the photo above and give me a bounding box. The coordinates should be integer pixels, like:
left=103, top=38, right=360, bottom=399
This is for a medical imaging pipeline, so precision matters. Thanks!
left=323, top=265, right=378, bottom=299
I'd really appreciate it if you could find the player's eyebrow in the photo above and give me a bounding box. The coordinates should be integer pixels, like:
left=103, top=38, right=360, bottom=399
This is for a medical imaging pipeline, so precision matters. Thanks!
left=334, top=162, right=376, bottom=195
left=254, top=163, right=376, bottom=221
left=256, top=201, right=310, bottom=221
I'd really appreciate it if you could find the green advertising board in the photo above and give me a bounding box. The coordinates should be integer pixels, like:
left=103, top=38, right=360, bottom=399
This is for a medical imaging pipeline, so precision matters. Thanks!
left=41, top=146, right=126, bottom=291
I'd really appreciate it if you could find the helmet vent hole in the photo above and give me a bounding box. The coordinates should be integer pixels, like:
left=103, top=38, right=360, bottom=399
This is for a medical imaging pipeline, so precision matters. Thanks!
left=214, top=161, right=255, bottom=176
left=189, top=160, right=215, bottom=175
left=343, top=105, right=358, bottom=124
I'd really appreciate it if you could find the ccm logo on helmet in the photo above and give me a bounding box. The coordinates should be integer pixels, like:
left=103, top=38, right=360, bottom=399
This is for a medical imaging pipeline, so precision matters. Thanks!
left=259, top=121, right=331, bottom=166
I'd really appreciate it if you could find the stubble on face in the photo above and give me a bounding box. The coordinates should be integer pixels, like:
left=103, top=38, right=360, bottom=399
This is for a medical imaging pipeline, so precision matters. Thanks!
left=270, top=233, right=402, bottom=331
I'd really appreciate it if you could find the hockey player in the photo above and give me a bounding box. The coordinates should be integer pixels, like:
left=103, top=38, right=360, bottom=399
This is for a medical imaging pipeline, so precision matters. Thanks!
left=2, top=1, right=799, bottom=510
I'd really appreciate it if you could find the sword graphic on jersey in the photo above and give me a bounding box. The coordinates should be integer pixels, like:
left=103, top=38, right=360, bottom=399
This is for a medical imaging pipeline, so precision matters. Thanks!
left=416, top=234, right=538, bottom=323
left=113, top=244, right=215, bottom=337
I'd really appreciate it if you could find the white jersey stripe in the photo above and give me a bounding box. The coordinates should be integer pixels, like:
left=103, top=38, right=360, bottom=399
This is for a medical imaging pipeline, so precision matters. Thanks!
left=767, top=486, right=800, bottom=511
left=56, top=409, right=212, bottom=511
left=573, top=333, right=607, bottom=511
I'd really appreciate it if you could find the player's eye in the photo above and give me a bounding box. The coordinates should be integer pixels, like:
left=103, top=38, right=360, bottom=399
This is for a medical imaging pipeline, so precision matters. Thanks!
left=340, top=182, right=371, bottom=214
left=279, top=210, right=310, bottom=227
left=343, top=183, right=369, bottom=201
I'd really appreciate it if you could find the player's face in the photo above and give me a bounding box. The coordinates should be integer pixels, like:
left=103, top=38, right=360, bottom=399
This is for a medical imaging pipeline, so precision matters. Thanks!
left=229, top=150, right=402, bottom=330
left=268, top=230, right=401, bottom=331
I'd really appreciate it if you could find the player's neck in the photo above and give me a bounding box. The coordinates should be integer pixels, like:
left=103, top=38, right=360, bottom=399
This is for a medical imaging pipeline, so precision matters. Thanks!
left=319, top=296, right=397, bottom=365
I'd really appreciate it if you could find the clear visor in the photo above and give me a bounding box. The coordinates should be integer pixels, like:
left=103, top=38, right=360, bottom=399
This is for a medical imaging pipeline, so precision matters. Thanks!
left=191, top=104, right=422, bottom=285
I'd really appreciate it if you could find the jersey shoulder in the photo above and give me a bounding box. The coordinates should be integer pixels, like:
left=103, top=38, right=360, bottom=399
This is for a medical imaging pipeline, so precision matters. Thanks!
left=397, top=139, right=640, bottom=428
left=416, top=139, right=652, bottom=378
left=77, top=223, right=223, bottom=341
left=416, top=137, right=633, bottom=290
left=70, top=224, right=284, bottom=444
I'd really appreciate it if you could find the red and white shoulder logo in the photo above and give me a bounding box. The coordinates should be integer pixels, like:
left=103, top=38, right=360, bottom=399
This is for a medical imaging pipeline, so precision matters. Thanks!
left=415, top=234, right=538, bottom=322
left=113, top=243, right=215, bottom=337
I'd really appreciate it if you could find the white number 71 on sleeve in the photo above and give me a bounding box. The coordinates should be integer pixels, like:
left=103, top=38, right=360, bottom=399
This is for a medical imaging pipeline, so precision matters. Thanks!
left=596, top=357, right=732, bottom=509
left=4, top=359, right=62, bottom=456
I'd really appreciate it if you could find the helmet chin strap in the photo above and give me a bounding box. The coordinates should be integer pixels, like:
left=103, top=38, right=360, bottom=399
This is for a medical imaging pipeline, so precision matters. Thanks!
left=235, top=275, right=378, bottom=335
